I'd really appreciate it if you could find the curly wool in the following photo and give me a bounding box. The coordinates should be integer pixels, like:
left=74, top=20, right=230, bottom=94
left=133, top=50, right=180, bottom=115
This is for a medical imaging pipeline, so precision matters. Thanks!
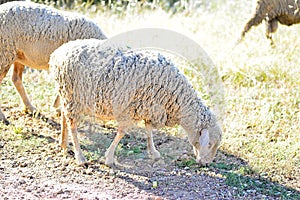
left=50, top=39, right=218, bottom=139
left=0, top=1, right=106, bottom=74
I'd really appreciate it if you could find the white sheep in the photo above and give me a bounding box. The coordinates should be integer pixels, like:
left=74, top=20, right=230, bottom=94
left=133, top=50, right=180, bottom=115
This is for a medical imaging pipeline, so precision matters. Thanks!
left=0, top=1, right=107, bottom=124
left=0, top=0, right=23, bottom=3
left=238, top=0, right=300, bottom=45
left=49, top=39, right=222, bottom=166
left=0, top=0, right=9, bottom=2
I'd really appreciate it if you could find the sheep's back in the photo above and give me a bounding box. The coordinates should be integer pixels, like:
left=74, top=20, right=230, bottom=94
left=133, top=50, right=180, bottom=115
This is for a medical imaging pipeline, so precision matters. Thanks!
left=0, top=2, right=106, bottom=69
left=51, top=39, right=199, bottom=128
left=0, top=2, right=105, bottom=41
left=50, top=40, right=117, bottom=120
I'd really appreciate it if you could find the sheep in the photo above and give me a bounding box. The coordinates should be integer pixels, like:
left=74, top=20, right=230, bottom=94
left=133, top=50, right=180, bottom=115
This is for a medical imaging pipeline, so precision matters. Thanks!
left=238, top=0, right=300, bottom=45
left=49, top=38, right=222, bottom=166
left=0, top=0, right=23, bottom=4
left=0, top=1, right=107, bottom=124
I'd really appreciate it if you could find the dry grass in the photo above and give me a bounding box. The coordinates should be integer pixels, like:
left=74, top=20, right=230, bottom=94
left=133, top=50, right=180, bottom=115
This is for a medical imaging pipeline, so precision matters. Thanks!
left=1, top=0, right=299, bottom=195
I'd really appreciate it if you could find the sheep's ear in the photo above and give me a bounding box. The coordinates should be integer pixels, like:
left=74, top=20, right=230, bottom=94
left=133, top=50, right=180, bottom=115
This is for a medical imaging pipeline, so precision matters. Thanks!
left=199, top=129, right=209, bottom=147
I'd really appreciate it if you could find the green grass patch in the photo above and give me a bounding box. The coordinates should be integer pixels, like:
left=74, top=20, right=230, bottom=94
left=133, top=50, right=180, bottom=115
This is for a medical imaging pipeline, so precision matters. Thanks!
left=224, top=171, right=300, bottom=199
left=175, top=158, right=197, bottom=168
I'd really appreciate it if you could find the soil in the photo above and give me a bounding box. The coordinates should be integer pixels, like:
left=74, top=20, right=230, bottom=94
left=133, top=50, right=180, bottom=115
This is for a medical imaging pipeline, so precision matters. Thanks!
left=0, top=108, right=291, bottom=199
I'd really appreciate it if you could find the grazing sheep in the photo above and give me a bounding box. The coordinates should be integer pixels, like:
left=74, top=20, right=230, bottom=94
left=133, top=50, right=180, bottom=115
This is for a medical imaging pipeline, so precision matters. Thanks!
left=0, top=1, right=107, bottom=124
left=49, top=39, right=222, bottom=166
left=0, top=0, right=23, bottom=3
left=238, top=0, right=300, bottom=44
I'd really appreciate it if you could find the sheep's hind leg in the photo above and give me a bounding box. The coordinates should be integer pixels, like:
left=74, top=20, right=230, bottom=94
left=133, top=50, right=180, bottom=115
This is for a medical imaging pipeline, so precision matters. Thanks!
left=53, top=95, right=60, bottom=108
left=12, top=62, right=36, bottom=113
left=145, top=124, right=161, bottom=160
left=0, top=67, right=12, bottom=125
left=105, top=128, right=125, bottom=166
left=66, top=117, right=86, bottom=164
left=52, top=94, right=61, bottom=115
left=60, top=110, right=68, bottom=152
left=265, top=19, right=278, bottom=46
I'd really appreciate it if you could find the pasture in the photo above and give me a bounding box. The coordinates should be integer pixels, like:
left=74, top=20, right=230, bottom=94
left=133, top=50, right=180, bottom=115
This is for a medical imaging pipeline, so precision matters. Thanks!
left=0, top=0, right=299, bottom=199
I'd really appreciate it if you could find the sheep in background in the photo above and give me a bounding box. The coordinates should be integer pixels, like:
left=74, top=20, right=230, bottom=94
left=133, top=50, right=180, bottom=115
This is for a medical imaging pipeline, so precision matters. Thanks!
left=0, top=1, right=107, bottom=124
left=49, top=39, right=222, bottom=166
left=0, top=0, right=23, bottom=3
left=238, top=0, right=300, bottom=45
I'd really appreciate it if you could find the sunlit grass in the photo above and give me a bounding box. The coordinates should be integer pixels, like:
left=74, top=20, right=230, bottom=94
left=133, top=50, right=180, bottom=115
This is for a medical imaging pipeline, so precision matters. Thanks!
left=1, top=0, right=299, bottom=193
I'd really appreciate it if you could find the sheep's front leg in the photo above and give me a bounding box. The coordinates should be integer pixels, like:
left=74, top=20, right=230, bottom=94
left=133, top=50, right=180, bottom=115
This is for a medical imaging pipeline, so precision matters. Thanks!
left=145, top=124, right=160, bottom=160
left=66, top=117, right=86, bottom=164
left=12, top=62, right=36, bottom=113
left=238, top=7, right=266, bottom=43
left=105, top=128, right=125, bottom=166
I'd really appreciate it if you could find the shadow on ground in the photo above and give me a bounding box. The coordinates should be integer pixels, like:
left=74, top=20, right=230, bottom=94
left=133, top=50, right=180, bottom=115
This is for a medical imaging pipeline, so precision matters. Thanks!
left=0, top=110, right=299, bottom=199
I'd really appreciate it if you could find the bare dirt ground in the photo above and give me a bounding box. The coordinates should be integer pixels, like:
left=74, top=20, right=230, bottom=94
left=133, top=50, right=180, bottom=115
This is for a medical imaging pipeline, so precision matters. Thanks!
left=0, top=108, right=297, bottom=199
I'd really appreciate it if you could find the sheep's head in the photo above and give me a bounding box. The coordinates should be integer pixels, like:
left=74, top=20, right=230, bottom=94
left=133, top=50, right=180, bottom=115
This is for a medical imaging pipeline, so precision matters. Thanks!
left=189, top=124, right=222, bottom=166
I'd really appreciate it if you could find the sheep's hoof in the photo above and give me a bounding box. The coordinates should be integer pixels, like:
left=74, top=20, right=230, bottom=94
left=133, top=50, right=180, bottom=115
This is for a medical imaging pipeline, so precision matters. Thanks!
left=76, top=155, right=87, bottom=165
left=0, top=118, right=10, bottom=125
left=25, top=108, right=41, bottom=119
left=199, top=163, right=209, bottom=167
left=77, top=160, right=87, bottom=166
left=61, top=147, right=67, bottom=155
left=60, top=142, right=67, bottom=151
left=149, top=150, right=161, bottom=161
left=78, top=161, right=91, bottom=168
left=0, top=112, right=9, bottom=125
left=270, top=42, right=276, bottom=48
left=105, top=158, right=115, bottom=167
left=196, top=159, right=210, bottom=167
left=55, top=108, right=61, bottom=117
left=23, top=106, right=37, bottom=114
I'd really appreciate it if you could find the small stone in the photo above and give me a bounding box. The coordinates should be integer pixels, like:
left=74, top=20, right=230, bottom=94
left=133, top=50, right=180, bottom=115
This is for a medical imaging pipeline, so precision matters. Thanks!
left=46, top=157, right=53, bottom=161
left=153, top=181, right=158, bottom=188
